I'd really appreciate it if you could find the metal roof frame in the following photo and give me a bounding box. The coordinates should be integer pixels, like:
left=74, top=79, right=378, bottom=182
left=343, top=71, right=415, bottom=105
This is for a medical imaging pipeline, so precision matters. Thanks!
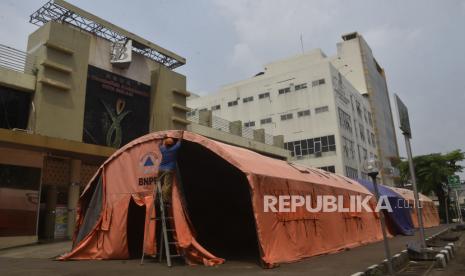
left=29, top=0, right=185, bottom=69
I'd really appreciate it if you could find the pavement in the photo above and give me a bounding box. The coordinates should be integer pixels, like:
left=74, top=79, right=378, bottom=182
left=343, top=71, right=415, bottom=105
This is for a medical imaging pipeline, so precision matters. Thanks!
left=428, top=227, right=465, bottom=276
left=0, top=225, right=450, bottom=276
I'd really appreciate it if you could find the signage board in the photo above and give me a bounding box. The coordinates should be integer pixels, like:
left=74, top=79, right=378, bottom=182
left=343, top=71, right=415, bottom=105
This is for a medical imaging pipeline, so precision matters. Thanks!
left=394, top=94, right=412, bottom=138
left=83, top=65, right=150, bottom=148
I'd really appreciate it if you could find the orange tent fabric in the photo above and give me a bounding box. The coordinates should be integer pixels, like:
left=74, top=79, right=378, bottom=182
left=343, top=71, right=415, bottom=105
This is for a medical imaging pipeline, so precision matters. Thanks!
left=389, top=187, right=440, bottom=228
left=60, top=130, right=384, bottom=267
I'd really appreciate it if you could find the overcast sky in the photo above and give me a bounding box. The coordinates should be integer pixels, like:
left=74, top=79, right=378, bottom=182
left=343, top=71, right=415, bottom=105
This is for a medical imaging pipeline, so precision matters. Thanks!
left=1, top=0, right=465, bottom=163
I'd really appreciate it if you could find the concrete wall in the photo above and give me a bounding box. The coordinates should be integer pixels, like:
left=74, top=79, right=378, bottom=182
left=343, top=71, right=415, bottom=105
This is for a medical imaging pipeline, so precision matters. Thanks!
left=150, top=65, right=188, bottom=131
left=26, top=21, right=91, bottom=142
left=88, top=35, right=160, bottom=86
left=0, top=67, right=36, bottom=92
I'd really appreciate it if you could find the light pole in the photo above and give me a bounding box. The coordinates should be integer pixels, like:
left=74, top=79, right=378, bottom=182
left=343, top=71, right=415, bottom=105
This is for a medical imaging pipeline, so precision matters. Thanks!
left=365, top=158, right=395, bottom=275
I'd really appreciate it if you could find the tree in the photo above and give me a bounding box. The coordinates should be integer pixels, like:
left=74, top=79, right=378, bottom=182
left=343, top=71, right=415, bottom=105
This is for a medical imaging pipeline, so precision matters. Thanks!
left=396, top=150, right=464, bottom=222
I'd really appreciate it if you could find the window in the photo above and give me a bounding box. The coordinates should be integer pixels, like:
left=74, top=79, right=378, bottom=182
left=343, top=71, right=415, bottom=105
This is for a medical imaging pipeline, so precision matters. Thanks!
left=361, top=172, right=369, bottom=180
left=284, top=135, right=336, bottom=157
left=260, top=117, right=272, bottom=125
left=244, top=121, right=255, bottom=127
left=243, top=96, right=254, bottom=103
left=295, top=83, right=308, bottom=91
left=342, top=136, right=355, bottom=160
left=367, top=129, right=371, bottom=145
left=338, top=108, right=352, bottom=133
left=359, top=124, right=365, bottom=142
left=356, top=100, right=362, bottom=117
left=199, top=108, right=207, bottom=112
left=328, top=135, right=336, bottom=151
left=345, top=166, right=359, bottom=180
left=368, top=111, right=373, bottom=127
left=370, top=133, right=376, bottom=146
left=364, top=109, right=369, bottom=123
left=297, top=109, right=311, bottom=117
left=211, top=104, right=221, bottom=111
left=314, top=139, right=322, bottom=153
left=363, top=148, right=368, bottom=161
left=186, top=110, right=196, bottom=117
left=227, top=100, right=238, bottom=107
left=312, top=78, right=326, bottom=87
left=280, top=113, right=293, bottom=121
left=258, top=92, right=270, bottom=99
left=315, top=106, right=329, bottom=114
left=278, top=87, right=291, bottom=95
left=321, top=136, right=333, bottom=152
left=319, top=166, right=336, bottom=173
left=0, top=87, right=31, bottom=130
left=354, top=120, right=358, bottom=139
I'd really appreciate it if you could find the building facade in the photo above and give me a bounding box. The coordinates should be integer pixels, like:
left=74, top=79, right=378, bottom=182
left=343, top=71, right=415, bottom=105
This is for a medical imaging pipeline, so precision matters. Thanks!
left=330, top=32, right=400, bottom=184
left=0, top=0, right=188, bottom=249
left=0, top=0, right=288, bottom=249
left=188, top=49, right=379, bottom=180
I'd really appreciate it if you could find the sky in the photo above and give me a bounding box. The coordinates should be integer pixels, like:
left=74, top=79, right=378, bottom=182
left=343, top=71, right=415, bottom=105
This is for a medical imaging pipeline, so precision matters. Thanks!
left=1, top=0, right=465, bottom=164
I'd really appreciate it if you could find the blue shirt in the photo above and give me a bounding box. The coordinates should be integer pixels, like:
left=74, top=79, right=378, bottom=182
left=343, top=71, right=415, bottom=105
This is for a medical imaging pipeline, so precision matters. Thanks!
left=159, top=141, right=181, bottom=171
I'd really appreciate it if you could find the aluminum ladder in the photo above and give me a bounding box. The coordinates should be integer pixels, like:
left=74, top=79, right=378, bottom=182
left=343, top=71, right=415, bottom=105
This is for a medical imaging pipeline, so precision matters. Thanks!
left=140, top=173, right=181, bottom=266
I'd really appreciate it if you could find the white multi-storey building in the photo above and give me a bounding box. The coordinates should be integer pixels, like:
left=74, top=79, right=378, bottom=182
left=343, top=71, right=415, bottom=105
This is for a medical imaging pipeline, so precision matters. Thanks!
left=188, top=48, right=381, bottom=180
left=330, top=32, right=399, bottom=184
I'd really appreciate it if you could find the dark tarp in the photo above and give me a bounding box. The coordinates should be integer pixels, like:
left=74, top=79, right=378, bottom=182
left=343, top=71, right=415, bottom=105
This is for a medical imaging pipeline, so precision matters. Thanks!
left=75, top=176, right=103, bottom=245
left=357, top=179, right=414, bottom=236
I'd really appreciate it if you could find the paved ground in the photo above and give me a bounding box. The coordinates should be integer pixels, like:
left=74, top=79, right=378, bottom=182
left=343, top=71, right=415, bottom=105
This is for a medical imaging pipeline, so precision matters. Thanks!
left=0, top=225, right=449, bottom=276
left=428, top=228, right=465, bottom=276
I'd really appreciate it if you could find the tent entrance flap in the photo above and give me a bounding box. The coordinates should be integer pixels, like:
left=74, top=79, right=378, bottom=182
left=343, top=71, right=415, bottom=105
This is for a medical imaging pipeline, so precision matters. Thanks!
left=177, top=141, right=259, bottom=260
left=75, top=175, right=103, bottom=246
left=127, top=198, right=146, bottom=258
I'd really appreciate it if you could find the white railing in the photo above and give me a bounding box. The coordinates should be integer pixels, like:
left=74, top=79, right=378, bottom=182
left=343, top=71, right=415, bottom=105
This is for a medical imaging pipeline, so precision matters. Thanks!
left=187, top=112, right=275, bottom=146
left=0, top=44, right=34, bottom=73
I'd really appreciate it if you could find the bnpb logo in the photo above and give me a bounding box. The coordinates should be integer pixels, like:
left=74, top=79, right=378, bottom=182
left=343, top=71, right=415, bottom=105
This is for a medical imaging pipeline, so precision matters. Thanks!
left=139, top=152, right=158, bottom=175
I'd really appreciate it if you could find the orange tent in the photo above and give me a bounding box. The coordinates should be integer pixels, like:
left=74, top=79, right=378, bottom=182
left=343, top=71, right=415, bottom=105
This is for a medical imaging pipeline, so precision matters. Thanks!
left=61, top=130, right=384, bottom=267
left=389, top=187, right=440, bottom=228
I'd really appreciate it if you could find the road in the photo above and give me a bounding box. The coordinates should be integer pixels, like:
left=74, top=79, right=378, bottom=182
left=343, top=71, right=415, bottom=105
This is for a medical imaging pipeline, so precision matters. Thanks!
left=0, top=225, right=449, bottom=276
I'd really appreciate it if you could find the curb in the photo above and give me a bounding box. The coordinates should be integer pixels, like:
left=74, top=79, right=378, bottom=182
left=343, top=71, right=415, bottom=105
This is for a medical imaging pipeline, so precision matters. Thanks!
left=352, top=226, right=455, bottom=275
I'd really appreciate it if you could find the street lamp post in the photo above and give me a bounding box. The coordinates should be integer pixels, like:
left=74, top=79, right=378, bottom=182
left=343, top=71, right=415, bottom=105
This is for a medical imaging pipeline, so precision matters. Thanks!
left=366, top=158, right=395, bottom=275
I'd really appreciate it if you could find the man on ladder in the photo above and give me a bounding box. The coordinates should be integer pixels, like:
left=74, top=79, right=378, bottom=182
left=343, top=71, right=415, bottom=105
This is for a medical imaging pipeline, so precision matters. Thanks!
left=141, top=136, right=182, bottom=266
left=159, top=137, right=181, bottom=204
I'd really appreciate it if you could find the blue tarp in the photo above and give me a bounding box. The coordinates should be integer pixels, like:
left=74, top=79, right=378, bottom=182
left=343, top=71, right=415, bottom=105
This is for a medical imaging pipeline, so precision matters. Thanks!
left=357, top=179, right=415, bottom=236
